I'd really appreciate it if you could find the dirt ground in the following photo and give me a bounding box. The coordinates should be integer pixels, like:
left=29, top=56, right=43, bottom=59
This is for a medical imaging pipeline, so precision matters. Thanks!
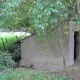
left=67, top=59, right=80, bottom=80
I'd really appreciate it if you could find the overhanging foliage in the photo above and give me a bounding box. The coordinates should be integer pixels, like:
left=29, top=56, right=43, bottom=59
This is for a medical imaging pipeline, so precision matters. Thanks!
left=0, top=0, right=80, bottom=35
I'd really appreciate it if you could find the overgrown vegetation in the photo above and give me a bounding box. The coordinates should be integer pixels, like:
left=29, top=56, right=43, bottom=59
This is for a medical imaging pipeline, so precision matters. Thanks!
left=0, top=33, right=28, bottom=69
left=0, top=0, right=80, bottom=33
left=0, top=68, right=68, bottom=80
left=0, top=36, right=18, bottom=50
left=0, top=0, right=80, bottom=77
left=0, top=34, right=26, bottom=51
left=8, top=43, right=21, bottom=61
left=0, top=51, right=15, bottom=70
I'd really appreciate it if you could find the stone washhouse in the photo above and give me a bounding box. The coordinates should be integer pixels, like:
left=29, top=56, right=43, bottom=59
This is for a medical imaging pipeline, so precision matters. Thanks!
left=19, top=21, right=80, bottom=71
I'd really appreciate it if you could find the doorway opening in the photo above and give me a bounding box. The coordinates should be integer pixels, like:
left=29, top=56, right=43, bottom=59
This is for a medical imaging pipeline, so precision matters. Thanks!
left=74, top=31, right=80, bottom=61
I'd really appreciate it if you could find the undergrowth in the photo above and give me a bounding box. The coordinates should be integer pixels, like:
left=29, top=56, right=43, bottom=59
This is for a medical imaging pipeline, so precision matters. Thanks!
left=0, top=68, right=68, bottom=80
left=0, top=35, right=26, bottom=51
left=0, top=51, right=15, bottom=70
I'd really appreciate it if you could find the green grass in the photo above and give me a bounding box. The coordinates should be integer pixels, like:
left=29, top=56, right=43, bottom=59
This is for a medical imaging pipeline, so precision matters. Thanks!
left=0, top=32, right=30, bottom=50
left=0, top=36, right=25, bottom=50
left=0, top=68, right=68, bottom=80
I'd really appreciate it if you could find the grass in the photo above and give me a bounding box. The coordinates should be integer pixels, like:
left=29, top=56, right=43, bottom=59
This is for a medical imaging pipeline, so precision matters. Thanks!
left=0, top=68, right=68, bottom=80
left=0, top=32, right=30, bottom=50
left=0, top=63, right=80, bottom=80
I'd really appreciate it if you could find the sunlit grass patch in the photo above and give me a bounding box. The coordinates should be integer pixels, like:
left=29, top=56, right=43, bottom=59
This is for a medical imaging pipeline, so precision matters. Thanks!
left=0, top=32, right=31, bottom=50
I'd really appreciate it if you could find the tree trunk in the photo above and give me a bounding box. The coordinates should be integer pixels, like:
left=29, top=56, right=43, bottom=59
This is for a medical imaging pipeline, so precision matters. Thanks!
left=58, top=21, right=66, bottom=75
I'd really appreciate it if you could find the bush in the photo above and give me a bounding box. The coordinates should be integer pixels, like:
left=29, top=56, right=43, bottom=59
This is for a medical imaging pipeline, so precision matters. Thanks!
left=8, top=43, right=21, bottom=61
left=0, top=51, right=15, bottom=70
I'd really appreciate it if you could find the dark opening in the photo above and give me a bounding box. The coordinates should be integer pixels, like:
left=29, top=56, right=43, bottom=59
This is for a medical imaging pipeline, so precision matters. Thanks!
left=8, top=41, right=21, bottom=67
left=13, top=42, right=21, bottom=67
left=74, top=32, right=78, bottom=61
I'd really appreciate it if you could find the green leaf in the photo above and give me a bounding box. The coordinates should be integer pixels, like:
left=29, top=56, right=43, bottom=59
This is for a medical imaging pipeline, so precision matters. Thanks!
left=37, top=14, right=42, bottom=18
left=56, top=1, right=62, bottom=5
left=29, top=7, right=33, bottom=11
left=44, top=9, right=48, bottom=13
left=38, top=25, right=45, bottom=30
left=34, top=19, right=39, bottom=23
left=46, top=10, right=51, bottom=15
left=32, top=8, right=37, bottom=14
left=64, top=13, right=68, bottom=17
left=51, top=9, right=59, bottom=13
left=50, top=3, right=54, bottom=7
left=53, top=19, right=58, bottom=23
left=40, top=6, right=44, bottom=10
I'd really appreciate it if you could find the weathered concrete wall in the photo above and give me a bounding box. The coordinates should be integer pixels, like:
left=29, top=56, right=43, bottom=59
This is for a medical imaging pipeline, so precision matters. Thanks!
left=20, top=24, right=69, bottom=70
left=68, top=21, right=80, bottom=66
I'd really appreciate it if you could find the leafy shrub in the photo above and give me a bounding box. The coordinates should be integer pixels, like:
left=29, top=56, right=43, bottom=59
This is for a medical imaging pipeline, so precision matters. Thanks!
left=8, top=43, right=21, bottom=61
left=0, top=51, right=15, bottom=69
